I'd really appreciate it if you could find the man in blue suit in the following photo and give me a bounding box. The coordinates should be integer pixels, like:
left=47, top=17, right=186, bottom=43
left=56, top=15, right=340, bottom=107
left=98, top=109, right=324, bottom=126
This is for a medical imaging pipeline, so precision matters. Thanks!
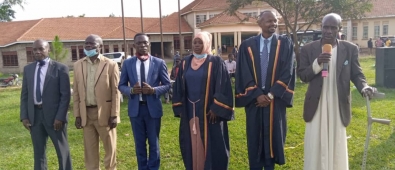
left=119, top=33, right=171, bottom=170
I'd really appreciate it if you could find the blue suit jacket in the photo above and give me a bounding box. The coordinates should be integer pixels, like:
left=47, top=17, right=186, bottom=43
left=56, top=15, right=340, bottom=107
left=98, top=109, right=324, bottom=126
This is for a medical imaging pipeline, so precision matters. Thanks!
left=119, top=56, right=171, bottom=118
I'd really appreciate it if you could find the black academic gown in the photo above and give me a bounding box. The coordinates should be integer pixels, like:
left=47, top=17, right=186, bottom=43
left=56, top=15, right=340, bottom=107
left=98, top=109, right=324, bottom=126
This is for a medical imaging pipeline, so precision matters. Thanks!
left=172, top=55, right=234, bottom=170
left=235, top=34, right=295, bottom=168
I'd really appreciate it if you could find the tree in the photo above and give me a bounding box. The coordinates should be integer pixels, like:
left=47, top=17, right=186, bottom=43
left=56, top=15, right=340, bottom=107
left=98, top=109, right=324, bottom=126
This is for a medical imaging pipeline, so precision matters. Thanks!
left=109, top=13, right=115, bottom=17
left=0, top=0, right=25, bottom=22
left=78, top=13, right=85, bottom=17
left=227, top=0, right=373, bottom=61
left=49, top=36, right=69, bottom=62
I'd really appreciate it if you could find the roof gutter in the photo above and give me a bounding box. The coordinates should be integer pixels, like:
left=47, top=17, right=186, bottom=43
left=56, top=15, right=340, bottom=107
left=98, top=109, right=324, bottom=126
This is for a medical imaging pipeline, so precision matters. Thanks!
left=146, top=32, right=193, bottom=34
left=0, top=33, right=194, bottom=47
left=197, top=22, right=257, bottom=28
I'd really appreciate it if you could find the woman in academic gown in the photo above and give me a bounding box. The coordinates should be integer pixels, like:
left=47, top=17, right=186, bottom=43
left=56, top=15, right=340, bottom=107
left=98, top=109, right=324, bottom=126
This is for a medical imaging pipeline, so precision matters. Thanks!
left=172, top=31, right=234, bottom=170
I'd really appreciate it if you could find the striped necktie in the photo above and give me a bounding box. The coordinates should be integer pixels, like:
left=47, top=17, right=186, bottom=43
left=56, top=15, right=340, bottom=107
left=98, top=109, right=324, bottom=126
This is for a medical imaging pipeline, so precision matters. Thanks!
left=260, top=39, right=269, bottom=89
left=36, top=60, right=45, bottom=102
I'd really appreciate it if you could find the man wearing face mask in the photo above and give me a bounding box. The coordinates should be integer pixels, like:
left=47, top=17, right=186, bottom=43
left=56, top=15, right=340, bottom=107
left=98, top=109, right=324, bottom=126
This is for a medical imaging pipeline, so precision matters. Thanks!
left=73, top=34, right=120, bottom=170
left=20, top=39, right=72, bottom=170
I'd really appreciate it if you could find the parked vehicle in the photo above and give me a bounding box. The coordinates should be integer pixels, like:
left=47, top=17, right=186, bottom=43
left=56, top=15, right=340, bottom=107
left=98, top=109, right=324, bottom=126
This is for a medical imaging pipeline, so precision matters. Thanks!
left=0, top=74, right=19, bottom=87
left=102, top=52, right=131, bottom=70
left=379, top=35, right=395, bottom=46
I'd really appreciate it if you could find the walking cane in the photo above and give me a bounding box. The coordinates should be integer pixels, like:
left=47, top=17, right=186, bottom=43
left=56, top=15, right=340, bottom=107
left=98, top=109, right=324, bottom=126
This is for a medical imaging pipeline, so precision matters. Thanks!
left=361, top=92, right=390, bottom=170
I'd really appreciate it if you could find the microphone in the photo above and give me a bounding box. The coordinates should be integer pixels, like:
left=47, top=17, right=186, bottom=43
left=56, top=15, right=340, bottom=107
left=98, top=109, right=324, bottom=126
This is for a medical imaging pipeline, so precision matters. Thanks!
left=322, top=44, right=332, bottom=77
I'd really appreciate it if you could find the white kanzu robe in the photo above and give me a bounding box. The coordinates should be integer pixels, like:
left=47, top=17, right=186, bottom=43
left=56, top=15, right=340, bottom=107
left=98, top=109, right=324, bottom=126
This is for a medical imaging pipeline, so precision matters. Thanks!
left=304, top=46, right=349, bottom=170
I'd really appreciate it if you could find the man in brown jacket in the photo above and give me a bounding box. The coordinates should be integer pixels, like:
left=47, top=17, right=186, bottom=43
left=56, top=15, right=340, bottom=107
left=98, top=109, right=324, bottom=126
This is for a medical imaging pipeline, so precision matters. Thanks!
left=298, top=13, right=376, bottom=170
left=73, top=34, right=120, bottom=170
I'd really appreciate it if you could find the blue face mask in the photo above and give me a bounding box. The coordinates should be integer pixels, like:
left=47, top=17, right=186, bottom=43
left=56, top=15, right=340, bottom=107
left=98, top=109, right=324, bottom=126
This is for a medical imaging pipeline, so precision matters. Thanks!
left=193, top=53, right=207, bottom=59
left=84, top=49, right=98, bottom=57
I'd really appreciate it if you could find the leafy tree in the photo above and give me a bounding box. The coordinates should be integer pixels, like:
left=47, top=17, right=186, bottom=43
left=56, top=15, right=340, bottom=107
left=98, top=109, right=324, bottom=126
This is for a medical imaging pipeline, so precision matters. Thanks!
left=65, top=14, right=85, bottom=18
left=49, top=35, right=69, bottom=62
left=227, top=0, right=373, bottom=61
left=0, top=0, right=25, bottom=22
left=109, top=13, right=115, bottom=17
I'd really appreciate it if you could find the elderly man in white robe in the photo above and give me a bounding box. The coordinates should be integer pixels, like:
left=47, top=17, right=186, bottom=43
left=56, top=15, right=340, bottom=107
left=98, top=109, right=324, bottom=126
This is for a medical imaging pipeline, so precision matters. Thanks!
left=298, top=13, right=377, bottom=170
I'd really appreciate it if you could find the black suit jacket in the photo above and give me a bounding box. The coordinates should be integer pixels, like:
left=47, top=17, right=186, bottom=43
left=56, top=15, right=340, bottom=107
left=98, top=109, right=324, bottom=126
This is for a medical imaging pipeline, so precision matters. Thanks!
left=298, top=40, right=367, bottom=127
left=20, top=60, right=71, bottom=126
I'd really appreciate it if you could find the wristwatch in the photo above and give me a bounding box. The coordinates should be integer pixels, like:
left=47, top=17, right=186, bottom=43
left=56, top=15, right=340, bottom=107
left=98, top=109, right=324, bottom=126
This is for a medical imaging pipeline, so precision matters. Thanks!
left=268, top=93, right=274, bottom=100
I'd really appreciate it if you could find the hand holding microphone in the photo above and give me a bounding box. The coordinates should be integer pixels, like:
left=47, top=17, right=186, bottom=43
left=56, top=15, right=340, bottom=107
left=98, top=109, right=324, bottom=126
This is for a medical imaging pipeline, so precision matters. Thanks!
left=318, top=44, right=332, bottom=77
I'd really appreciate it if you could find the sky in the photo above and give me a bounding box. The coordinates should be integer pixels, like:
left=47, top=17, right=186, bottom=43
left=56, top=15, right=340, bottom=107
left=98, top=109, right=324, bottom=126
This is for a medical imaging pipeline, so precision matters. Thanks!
left=11, top=0, right=195, bottom=21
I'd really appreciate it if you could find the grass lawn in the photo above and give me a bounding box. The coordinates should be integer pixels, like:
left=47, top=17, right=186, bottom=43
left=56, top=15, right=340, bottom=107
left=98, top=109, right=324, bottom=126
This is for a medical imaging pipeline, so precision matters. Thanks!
left=0, top=57, right=394, bottom=169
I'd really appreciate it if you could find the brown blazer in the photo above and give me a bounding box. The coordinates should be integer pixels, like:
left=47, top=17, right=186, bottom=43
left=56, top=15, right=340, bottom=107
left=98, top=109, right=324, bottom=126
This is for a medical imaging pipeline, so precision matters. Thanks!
left=298, top=40, right=368, bottom=127
left=73, top=55, right=120, bottom=127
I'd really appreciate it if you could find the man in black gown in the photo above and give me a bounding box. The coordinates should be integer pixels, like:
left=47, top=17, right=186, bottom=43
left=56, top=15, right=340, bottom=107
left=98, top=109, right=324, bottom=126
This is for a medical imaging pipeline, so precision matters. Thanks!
left=235, top=11, right=295, bottom=170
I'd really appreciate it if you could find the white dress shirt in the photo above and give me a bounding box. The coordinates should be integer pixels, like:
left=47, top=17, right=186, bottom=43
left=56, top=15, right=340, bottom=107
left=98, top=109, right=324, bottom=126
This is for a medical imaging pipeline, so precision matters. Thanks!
left=224, top=60, right=236, bottom=73
left=34, top=58, right=50, bottom=104
left=136, top=57, right=150, bottom=101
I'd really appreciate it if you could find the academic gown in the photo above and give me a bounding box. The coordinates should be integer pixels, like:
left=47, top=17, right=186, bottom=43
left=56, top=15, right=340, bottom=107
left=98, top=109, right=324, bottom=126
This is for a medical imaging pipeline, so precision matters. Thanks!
left=235, top=34, right=295, bottom=168
left=172, top=55, right=234, bottom=170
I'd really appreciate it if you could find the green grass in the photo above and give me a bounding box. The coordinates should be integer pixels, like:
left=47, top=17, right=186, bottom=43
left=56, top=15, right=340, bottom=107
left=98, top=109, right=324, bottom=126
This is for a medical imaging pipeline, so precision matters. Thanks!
left=0, top=57, right=394, bottom=169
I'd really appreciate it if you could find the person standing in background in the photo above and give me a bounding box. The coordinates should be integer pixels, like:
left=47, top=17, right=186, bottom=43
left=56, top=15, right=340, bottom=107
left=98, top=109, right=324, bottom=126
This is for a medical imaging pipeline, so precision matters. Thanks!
left=367, top=38, right=373, bottom=55
left=224, top=53, right=236, bottom=83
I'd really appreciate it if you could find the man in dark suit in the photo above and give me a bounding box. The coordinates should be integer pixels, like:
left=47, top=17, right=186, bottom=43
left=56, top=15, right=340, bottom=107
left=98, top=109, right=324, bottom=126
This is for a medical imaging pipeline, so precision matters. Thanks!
left=118, top=33, right=171, bottom=170
left=20, top=39, right=72, bottom=170
left=298, top=13, right=376, bottom=170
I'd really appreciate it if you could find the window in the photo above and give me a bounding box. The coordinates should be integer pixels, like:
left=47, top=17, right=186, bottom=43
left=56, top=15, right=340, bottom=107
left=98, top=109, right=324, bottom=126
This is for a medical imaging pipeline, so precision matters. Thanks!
left=113, top=45, right=119, bottom=52
left=2, top=51, right=18, bottom=66
left=342, top=26, right=348, bottom=35
left=362, top=22, right=368, bottom=40
left=71, top=46, right=78, bottom=61
left=129, top=45, right=134, bottom=56
left=383, top=21, right=389, bottom=35
left=196, top=15, right=206, bottom=25
left=174, top=36, right=180, bottom=49
left=243, top=12, right=258, bottom=18
left=374, top=25, right=380, bottom=38
left=104, top=45, right=110, bottom=53
left=209, top=14, right=218, bottom=19
left=78, top=46, right=85, bottom=59
left=26, top=47, right=34, bottom=62
left=352, top=24, right=357, bottom=40
left=184, top=36, right=192, bottom=49
left=122, top=44, right=130, bottom=53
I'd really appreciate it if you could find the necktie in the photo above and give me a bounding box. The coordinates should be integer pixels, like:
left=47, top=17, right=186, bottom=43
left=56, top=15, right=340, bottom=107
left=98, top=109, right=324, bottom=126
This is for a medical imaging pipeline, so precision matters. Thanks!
left=261, top=39, right=269, bottom=89
left=36, top=60, right=45, bottom=103
left=140, top=60, right=147, bottom=101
